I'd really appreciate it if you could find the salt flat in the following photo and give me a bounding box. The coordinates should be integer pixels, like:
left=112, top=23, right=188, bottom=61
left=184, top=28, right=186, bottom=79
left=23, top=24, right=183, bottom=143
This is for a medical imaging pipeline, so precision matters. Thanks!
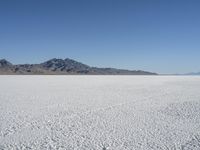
left=0, top=76, right=200, bottom=150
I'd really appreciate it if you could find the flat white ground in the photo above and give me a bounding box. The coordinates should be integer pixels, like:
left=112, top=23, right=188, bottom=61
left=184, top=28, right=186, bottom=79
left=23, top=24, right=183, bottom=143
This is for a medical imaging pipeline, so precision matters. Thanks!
left=0, top=76, right=200, bottom=150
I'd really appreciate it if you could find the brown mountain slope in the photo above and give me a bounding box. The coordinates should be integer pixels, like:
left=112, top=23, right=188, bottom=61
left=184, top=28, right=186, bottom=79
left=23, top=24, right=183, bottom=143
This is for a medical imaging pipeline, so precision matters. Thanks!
left=0, top=58, right=157, bottom=75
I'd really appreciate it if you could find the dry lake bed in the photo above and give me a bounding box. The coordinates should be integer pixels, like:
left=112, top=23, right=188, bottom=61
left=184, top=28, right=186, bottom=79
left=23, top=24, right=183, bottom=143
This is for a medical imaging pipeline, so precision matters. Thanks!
left=0, top=76, right=200, bottom=150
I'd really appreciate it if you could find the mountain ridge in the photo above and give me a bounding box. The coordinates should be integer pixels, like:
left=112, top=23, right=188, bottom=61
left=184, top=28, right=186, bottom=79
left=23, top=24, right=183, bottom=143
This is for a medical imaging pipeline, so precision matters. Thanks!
left=0, top=58, right=157, bottom=75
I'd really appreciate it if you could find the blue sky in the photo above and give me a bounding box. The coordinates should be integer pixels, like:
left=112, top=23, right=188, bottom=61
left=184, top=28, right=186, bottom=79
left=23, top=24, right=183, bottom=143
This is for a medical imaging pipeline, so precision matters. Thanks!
left=0, top=0, right=200, bottom=74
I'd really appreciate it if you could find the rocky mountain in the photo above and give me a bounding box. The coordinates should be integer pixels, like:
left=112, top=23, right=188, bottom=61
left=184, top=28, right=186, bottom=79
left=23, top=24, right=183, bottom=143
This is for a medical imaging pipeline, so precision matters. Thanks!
left=0, top=59, right=13, bottom=67
left=0, top=58, right=157, bottom=75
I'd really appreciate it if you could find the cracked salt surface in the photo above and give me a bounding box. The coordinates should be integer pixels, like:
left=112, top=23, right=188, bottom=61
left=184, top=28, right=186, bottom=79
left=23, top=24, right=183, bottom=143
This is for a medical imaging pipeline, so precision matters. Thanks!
left=0, top=75, right=200, bottom=150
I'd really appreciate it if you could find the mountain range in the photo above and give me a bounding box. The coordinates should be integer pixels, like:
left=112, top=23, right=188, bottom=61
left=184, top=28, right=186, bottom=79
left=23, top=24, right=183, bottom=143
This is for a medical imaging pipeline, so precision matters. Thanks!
left=0, top=58, right=157, bottom=75
left=184, top=72, right=200, bottom=75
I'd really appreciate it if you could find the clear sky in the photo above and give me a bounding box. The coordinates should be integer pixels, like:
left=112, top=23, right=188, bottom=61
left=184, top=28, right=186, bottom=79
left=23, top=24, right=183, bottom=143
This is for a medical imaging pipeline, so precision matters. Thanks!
left=0, top=0, right=200, bottom=74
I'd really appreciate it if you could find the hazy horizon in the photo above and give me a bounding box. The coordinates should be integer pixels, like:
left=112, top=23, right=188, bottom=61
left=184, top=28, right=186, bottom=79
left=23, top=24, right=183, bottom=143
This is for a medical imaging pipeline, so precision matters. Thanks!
left=1, top=0, right=200, bottom=74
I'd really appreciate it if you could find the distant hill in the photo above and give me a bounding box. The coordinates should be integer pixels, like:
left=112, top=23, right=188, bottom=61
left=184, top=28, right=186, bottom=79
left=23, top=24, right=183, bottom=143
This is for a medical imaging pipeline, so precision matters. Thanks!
left=184, top=72, right=200, bottom=75
left=0, top=58, right=157, bottom=75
